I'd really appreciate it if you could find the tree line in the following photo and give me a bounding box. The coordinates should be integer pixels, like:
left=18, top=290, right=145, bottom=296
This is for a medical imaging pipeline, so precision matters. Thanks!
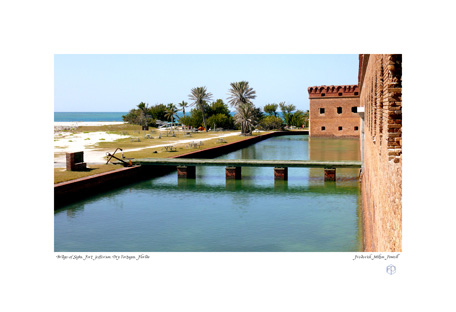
left=122, top=81, right=309, bottom=134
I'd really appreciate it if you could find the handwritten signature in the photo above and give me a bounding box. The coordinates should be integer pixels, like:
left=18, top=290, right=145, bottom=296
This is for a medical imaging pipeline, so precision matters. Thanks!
left=56, top=254, right=150, bottom=261
left=353, top=254, right=400, bottom=261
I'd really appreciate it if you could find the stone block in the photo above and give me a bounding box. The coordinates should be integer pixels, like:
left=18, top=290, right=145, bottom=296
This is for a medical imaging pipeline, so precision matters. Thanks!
left=73, top=163, right=87, bottom=170
left=66, top=151, right=86, bottom=171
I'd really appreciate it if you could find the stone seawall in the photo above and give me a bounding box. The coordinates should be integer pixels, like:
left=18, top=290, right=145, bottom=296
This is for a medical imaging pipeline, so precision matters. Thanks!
left=54, top=131, right=307, bottom=209
left=54, top=165, right=173, bottom=208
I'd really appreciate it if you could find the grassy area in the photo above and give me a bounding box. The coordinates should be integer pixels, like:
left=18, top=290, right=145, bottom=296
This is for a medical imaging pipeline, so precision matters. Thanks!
left=54, top=122, right=274, bottom=183
left=76, top=123, right=143, bottom=133
left=91, top=129, right=258, bottom=154
left=72, top=124, right=248, bottom=151
left=120, top=131, right=269, bottom=159
left=54, top=164, right=123, bottom=184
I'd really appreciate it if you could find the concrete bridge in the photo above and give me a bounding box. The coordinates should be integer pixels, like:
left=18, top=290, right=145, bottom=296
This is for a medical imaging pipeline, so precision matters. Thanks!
left=128, top=158, right=362, bottom=181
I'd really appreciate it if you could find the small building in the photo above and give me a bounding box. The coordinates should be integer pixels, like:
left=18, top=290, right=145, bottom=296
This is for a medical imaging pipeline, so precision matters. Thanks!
left=308, top=85, right=360, bottom=137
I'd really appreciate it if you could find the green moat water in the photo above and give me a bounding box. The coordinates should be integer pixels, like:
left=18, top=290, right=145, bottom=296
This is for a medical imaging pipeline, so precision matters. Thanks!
left=54, top=135, right=362, bottom=252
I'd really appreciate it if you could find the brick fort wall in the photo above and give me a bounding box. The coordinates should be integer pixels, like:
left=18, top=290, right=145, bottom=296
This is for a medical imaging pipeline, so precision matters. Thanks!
left=359, top=54, right=402, bottom=252
left=308, top=85, right=360, bottom=137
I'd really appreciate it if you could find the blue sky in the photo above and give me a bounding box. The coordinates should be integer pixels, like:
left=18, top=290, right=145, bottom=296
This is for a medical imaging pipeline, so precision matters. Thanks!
left=54, top=54, right=359, bottom=113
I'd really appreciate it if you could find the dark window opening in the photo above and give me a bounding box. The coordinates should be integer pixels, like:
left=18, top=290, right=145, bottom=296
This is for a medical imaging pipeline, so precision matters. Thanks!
left=338, top=93, right=342, bottom=96
left=321, top=126, right=325, bottom=131
left=321, top=93, right=325, bottom=97
left=352, top=107, right=357, bottom=113
left=337, top=107, right=342, bottom=114
left=338, top=126, right=342, bottom=131
left=354, top=92, right=359, bottom=96
left=319, top=108, right=325, bottom=114
left=354, top=126, right=359, bottom=131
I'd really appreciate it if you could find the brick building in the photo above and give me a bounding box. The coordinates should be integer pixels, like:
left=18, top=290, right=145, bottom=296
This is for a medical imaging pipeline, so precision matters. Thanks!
left=308, top=85, right=360, bottom=137
left=358, top=54, right=402, bottom=252
left=307, top=54, right=402, bottom=252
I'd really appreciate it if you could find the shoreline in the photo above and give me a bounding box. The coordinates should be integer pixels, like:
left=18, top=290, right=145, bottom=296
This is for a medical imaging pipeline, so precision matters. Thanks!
left=54, top=121, right=126, bottom=127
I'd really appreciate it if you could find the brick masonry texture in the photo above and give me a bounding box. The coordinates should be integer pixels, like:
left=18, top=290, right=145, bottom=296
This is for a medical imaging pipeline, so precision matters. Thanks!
left=308, top=85, right=360, bottom=137
left=226, top=167, right=242, bottom=179
left=177, top=166, right=196, bottom=178
left=359, top=54, right=402, bottom=252
left=274, top=167, right=288, bottom=180
left=324, top=168, right=336, bottom=181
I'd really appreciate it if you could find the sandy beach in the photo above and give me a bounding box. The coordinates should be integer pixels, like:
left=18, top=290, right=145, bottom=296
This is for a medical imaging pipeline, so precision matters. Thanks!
left=54, top=122, right=242, bottom=166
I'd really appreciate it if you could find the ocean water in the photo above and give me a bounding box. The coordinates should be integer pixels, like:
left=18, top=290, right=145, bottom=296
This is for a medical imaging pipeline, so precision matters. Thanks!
left=54, top=112, right=128, bottom=122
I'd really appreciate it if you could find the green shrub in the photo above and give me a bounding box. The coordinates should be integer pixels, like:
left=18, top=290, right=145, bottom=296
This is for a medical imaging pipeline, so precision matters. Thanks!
left=259, top=116, right=284, bottom=130
left=206, top=114, right=233, bottom=129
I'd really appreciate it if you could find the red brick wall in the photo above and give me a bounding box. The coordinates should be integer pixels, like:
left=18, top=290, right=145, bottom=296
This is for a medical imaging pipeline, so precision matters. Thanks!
left=359, top=54, right=402, bottom=252
left=308, top=85, right=360, bottom=137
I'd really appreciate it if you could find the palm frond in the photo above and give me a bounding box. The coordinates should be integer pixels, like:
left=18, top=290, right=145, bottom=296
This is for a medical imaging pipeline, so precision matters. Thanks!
left=227, top=81, right=256, bottom=107
left=188, top=86, right=212, bottom=131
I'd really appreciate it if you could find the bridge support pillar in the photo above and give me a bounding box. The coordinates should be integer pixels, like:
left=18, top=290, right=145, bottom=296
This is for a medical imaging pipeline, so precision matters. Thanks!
left=226, top=166, right=241, bottom=180
left=177, top=166, right=196, bottom=179
left=324, top=168, right=336, bottom=181
left=274, top=167, right=288, bottom=180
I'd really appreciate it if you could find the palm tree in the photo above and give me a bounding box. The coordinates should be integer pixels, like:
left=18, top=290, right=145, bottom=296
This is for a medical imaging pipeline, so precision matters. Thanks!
left=178, top=101, right=189, bottom=117
left=137, top=102, right=149, bottom=128
left=227, top=81, right=256, bottom=108
left=164, top=103, right=178, bottom=126
left=234, top=102, right=257, bottom=135
left=228, top=81, right=257, bottom=134
left=189, top=86, right=213, bottom=132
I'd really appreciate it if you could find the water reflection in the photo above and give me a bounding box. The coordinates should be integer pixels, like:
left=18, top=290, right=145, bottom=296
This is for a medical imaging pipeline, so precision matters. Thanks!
left=308, top=137, right=360, bottom=161
left=308, top=137, right=360, bottom=181
left=127, top=177, right=358, bottom=196
left=225, top=179, right=243, bottom=192
left=273, top=180, right=288, bottom=192
left=177, top=177, right=197, bottom=189
left=55, top=135, right=363, bottom=252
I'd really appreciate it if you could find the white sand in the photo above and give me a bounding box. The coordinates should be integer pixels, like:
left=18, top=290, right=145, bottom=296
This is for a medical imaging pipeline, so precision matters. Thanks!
left=54, top=131, right=129, bottom=164
left=54, top=122, right=242, bottom=166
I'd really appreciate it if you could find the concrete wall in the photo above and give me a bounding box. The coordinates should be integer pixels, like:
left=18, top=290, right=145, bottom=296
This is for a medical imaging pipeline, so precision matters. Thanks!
left=359, top=54, right=402, bottom=252
left=308, top=85, right=360, bottom=137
